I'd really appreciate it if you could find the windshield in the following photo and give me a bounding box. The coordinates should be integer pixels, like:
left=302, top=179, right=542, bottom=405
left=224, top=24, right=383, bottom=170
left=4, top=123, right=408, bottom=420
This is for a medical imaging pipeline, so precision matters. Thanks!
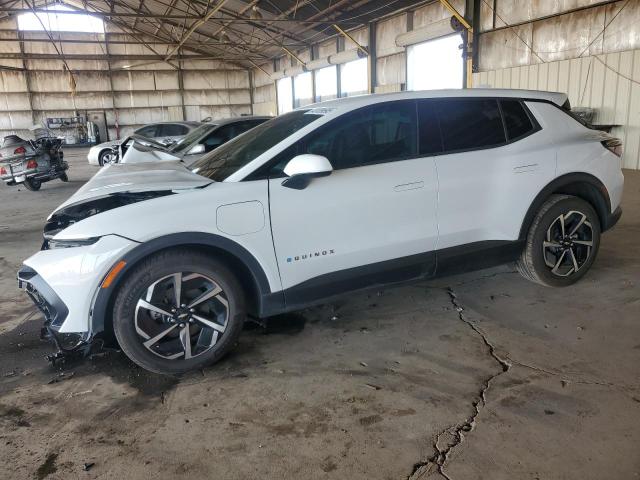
left=170, top=124, right=216, bottom=153
left=190, top=110, right=321, bottom=181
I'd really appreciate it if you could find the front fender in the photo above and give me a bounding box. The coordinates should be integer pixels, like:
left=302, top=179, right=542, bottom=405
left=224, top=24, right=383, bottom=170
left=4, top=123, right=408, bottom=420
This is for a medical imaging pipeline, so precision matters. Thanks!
left=90, top=232, right=283, bottom=339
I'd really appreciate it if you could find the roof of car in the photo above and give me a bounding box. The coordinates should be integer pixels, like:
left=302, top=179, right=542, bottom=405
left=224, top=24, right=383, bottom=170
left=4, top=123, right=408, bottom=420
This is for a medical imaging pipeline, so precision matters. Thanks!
left=299, top=89, right=568, bottom=112
left=151, top=121, right=202, bottom=127
left=209, top=116, right=272, bottom=126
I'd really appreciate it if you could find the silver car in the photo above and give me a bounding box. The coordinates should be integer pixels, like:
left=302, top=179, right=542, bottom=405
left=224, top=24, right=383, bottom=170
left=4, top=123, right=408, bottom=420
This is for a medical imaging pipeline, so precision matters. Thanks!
left=87, top=121, right=202, bottom=166
left=120, top=117, right=271, bottom=166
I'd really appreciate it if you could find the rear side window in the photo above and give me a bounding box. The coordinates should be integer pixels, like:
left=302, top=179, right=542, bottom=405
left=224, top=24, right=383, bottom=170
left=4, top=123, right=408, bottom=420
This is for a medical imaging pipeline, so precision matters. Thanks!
left=159, top=124, right=189, bottom=137
left=436, top=99, right=505, bottom=152
left=134, top=125, right=158, bottom=138
left=500, top=100, right=535, bottom=140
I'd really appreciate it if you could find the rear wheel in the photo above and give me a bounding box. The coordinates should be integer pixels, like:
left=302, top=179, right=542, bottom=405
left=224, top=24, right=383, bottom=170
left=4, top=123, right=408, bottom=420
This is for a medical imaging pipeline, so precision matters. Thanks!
left=517, top=195, right=601, bottom=287
left=23, top=178, right=41, bottom=191
left=112, top=250, right=245, bottom=374
left=99, top=149, right=118, bottom=166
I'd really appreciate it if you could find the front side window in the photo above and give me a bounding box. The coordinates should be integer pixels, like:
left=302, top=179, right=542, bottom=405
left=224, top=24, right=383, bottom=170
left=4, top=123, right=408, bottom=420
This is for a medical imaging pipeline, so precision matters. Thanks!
left=191, top=110, right=322, bottom=181
left=501, top=100, right=535, bottom=141
left=280, top=101, right=417, bottom=171
left=436, top=99, right=505, bottom=152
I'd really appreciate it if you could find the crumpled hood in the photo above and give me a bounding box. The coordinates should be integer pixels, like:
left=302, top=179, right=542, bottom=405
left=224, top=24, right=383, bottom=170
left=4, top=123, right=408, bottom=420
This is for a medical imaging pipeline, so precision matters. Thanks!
left=56, top=160, right=211, bottom=210
left=45, top=161, right=211, bottom=238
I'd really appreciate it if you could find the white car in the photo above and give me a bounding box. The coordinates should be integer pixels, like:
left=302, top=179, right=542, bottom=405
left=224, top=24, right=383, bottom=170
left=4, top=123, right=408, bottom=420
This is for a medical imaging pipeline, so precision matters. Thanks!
left=87, top=121, right=202, bottom=166
left=119, top=117, right=271, bottom=165
left=19, top=89, right=624, bottom=374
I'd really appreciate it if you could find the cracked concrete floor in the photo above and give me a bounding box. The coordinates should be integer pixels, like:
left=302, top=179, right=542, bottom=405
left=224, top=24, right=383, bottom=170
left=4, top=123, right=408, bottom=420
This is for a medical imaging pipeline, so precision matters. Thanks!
left=0, top=150, right=638, bottom=480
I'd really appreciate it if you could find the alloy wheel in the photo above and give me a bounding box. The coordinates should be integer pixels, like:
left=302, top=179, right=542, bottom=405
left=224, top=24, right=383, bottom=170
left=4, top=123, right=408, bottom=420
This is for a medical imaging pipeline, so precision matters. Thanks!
left=134, top=272, right=229, bottom=360
left=542, top=210, right=594, bottom=277
left=102, top=152, right=117, bottom=165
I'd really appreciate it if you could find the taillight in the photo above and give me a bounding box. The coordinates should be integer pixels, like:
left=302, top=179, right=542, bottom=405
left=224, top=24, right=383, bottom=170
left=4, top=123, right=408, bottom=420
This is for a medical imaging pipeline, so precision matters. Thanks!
left=14, top=146, right=26, bottom=155
left=26, top=159, right=38, bottom=169
left=0, top=166, right=6, bottom=175
left=602, top=138, right=622, bottom=157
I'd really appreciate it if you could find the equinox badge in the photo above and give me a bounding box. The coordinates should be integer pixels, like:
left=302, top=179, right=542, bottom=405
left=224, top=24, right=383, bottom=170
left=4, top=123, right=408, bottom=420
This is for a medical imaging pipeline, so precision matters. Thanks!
left=287, top=249, right=335, bottom=263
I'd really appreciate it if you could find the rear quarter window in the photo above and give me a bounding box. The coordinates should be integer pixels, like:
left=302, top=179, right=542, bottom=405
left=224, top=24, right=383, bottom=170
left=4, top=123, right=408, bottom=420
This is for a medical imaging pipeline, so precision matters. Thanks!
left=500, top=100, right=536, bottom=141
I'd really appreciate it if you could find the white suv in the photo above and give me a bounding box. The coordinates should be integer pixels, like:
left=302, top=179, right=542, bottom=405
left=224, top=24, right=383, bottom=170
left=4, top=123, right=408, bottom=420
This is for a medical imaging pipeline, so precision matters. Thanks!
left=18, top=89, right=624, bottom=374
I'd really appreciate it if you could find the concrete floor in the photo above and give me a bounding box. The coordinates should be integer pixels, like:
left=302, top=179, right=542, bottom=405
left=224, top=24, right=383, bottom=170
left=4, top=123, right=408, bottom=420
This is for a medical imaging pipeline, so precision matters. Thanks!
left=0, top=148, right=638, bottom=480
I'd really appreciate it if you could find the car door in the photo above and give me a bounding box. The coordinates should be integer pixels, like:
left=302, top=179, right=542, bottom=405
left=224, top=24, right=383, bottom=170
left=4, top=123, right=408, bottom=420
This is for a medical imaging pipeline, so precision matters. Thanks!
left=425, top=98, right=556, bottom=253
left=267, top=100, right=439, bottom=305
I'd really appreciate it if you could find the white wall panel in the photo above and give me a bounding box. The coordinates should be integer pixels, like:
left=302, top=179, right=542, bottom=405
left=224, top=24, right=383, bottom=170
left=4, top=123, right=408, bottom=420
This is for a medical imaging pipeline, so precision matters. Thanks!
left=0, top=93, right=31, bottom=111
left=376, top=14, right=406, bottom=58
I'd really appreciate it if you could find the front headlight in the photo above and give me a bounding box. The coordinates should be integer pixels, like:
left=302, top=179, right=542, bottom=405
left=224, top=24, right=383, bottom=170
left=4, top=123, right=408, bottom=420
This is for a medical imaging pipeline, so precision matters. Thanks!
left=43, top=237, right=100, bottom=250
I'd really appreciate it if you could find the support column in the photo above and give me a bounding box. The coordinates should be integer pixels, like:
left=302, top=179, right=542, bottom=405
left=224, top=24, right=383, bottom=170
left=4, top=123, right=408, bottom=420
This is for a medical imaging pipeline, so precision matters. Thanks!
left=368, top=21, right=377, bottom=94
left=104, top=32, right=119, bottom=140
left=248, top=68, right=254, bottom=115
left=177, top=50, right=187, bottom=121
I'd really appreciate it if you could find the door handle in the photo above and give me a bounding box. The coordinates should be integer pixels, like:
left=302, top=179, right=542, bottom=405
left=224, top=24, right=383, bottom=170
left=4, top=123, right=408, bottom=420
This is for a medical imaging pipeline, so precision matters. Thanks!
left=394, top=181, right=424, bottom=192
left=513, top=163, right=539, bottom=173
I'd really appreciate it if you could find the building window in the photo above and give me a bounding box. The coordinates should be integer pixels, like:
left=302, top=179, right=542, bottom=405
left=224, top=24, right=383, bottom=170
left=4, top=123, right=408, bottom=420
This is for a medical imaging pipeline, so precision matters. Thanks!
left=314, top=65, right=337, bottom=102
left=293, top=71, right=313, bottom=108
left=407, top=34, right=463, bottom=91
left=340, top=58, right=368, bottom=97
left=17, top=5, right=104, bottom=33
left=277, top=77, right=293, bottom=115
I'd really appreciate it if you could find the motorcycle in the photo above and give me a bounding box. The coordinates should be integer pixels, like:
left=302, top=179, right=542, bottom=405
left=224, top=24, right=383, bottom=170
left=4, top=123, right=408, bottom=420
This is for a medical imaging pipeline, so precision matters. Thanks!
left=0, top=127, right=68, bottom=191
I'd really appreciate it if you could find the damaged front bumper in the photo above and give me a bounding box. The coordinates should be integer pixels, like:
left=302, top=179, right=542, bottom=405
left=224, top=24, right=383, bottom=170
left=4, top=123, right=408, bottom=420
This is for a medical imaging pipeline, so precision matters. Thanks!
left=18, top=266, right=91, bottom=357
left=18, top=235, right=137, bottom=360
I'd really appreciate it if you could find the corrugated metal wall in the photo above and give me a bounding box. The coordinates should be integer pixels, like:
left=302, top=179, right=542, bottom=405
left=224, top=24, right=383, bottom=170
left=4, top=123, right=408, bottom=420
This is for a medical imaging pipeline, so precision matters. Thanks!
left=473, top=50, right=640, bottom=170
left=475, top=0, right=640, bottom=170
left=0, top=18, right=251, bottom=141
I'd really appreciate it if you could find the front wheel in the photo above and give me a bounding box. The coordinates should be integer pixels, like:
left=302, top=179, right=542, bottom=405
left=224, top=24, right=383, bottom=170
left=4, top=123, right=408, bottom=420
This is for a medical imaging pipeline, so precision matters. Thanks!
left=112, top=250, right=246, bottom=374
left=517, top=194, right=601, bottom=287
left=23, top=177, right=41, bottom=191
left=99, top=149, right=118, bottom=166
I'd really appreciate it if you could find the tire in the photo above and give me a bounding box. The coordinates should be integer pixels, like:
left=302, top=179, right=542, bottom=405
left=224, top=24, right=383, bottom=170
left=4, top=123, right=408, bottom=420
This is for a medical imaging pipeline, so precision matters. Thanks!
left=517, top=194, right=601, bottom=287
left=98, top=149, right=118, bottom=166
left=112, top=250, right=246, bottom=374
left=23, top=178, right=41, bottom=191
left=59, top=173, right=68, bottom=182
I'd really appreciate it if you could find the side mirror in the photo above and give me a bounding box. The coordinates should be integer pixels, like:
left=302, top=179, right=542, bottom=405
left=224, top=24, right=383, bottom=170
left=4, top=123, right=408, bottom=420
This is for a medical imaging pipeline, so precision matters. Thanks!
left=282, top=154, right=333, bottom=190
left=187, top=144, right=206, bottom=155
